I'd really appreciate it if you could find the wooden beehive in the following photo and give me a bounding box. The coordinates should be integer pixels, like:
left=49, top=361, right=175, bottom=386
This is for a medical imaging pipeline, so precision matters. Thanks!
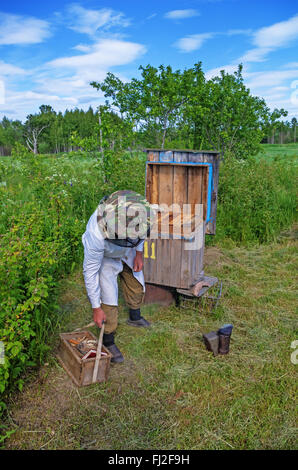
left=143, top=149, right=220, bottom=290
left=56, top=330, right=112, bottom=387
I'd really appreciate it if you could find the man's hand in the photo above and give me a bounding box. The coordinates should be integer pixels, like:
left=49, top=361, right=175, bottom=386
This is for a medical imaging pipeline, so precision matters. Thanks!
left=133, top=250, right=143, bottom=272
left=93, top=307, right=106, bottom=328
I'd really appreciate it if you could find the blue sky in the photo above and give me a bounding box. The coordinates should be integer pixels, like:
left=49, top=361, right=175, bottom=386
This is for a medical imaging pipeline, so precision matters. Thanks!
left=0, top=0, right=297, bottom=121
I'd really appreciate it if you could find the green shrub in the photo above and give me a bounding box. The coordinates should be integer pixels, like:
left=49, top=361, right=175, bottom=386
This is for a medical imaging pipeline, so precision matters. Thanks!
left=0, top=151, right=146, bottom=407
left=212, top=154, right=297, bottom=244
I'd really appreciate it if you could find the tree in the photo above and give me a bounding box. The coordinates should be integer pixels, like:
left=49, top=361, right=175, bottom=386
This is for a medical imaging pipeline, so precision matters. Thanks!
left=25, top=117, right=49, bottom=154
left=91, top=64, right=203, bottom=148
left=265, top=108, right=288, bottom=144
left=0, top=116, right=24, bottom=154
left=24, top=105, right=56, bottom=154
left=182, top=65, right=273, bottom=159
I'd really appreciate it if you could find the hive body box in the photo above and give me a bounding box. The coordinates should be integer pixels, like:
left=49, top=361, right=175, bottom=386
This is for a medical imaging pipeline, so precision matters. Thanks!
left=143, top=149, right=220, bottom=291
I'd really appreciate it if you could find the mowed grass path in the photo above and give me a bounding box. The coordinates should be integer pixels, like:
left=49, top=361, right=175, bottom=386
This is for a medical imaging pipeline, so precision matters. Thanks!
left=256, top=143, right=298, bottom=161
left=4, top=229, right=297, bottom=450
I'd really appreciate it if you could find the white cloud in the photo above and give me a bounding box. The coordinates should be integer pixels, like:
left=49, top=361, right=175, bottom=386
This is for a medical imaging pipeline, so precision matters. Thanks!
left=238, top=47, right=273, bottom=63
left=165, top=9, right=200, bottom=20
left=41, top=38, right=146, bottom=103
left=255, top=92, right=297, bottom=119
left=73, top=44, right=93, bottom=53
left=0, top=88, right=80, bottom=121
left=0, top=13, right=51, bottom=45
left=174, top=27, right=251, bottom=54
left=8, top=90, right=75, bottom=103
left=67, top=4, right=130, bottom=36
left=0, top=30, right=147, bottom=121
left=239, top=14, right=298, bottom=64
left=175, top=33, right=214, bottom=52
left=47, top=39, right=146, bottom=71
left=245, top=69, right=298, bottom=89
left=34, top=74, right=105, bottom=98
left=227, top=29, right=252, bottom=36
left=0, top=61, right=26, bottom=76
left=270, top=86, right=290, bottom=92
left=17, top=38, right=147, bottom=121
left=244, top=69, right=298, bottom=118
left=282, top=62, right=298, bottom=68
left=205, top=64, right=241, bottom=80
left=253, top=14, right=298, bottom=48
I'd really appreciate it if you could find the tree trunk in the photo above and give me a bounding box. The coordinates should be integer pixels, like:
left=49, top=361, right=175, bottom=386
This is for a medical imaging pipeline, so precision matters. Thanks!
left=33, top=137, right=38, bottom=154
left=98, top=110, right=107, bottom=183
left=98, top=111, right=104, bottom=160
left=161, top=116, right=169, bottom=149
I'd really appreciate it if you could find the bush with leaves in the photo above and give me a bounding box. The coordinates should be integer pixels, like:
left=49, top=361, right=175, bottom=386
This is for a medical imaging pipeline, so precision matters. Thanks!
left=0, top=150, right=146, bottom=412
left=213, top=154, right=297, bottom=244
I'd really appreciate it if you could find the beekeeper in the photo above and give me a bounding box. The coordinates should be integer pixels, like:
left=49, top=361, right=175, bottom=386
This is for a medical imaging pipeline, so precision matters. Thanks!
left=82, top=190, right=154, bottom=363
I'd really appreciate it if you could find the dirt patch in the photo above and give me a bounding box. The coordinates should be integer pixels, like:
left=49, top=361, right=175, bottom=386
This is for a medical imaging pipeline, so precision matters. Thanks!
left=204, top=246, right=222, bottom=267
left=5, top=363, right=77, bottom=449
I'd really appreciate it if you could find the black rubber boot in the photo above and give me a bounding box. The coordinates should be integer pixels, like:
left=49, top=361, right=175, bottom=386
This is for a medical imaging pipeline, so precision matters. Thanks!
left=126, top=308, right=151, bottom=328
left=103, top=332, right=124, bottom=363
left=218, top=324, right=233, bottom=355
left=103, top=332, right=114, bottom=347
left=202, top=331, right=219, bottom=356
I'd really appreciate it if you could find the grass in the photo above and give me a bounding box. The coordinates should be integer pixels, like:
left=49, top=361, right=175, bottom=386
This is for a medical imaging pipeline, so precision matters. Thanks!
left=256, top=143, right=298, bottom=161
left=3, top=227, right=297, bottom=450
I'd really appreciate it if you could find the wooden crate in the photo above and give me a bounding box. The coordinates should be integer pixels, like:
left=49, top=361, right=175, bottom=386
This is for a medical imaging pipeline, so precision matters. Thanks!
left=143, top=149, right=220, bottom=290
left=56, top=330, right=112, bottom=387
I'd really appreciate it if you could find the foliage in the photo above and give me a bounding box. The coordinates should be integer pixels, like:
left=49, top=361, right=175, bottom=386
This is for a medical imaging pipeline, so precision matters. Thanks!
left=212, top=153, right=298, bottom=244
left=183, top=65, right=271, bottom=159
left=0, top=151, right=145, bottom=406
left=92, top=63, right=288, bottom=159
left=91, top=64, right=204, bottom=148
left=11, top=142, right=31, bottom=159
left=24, top=105, right=57, bottom=154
